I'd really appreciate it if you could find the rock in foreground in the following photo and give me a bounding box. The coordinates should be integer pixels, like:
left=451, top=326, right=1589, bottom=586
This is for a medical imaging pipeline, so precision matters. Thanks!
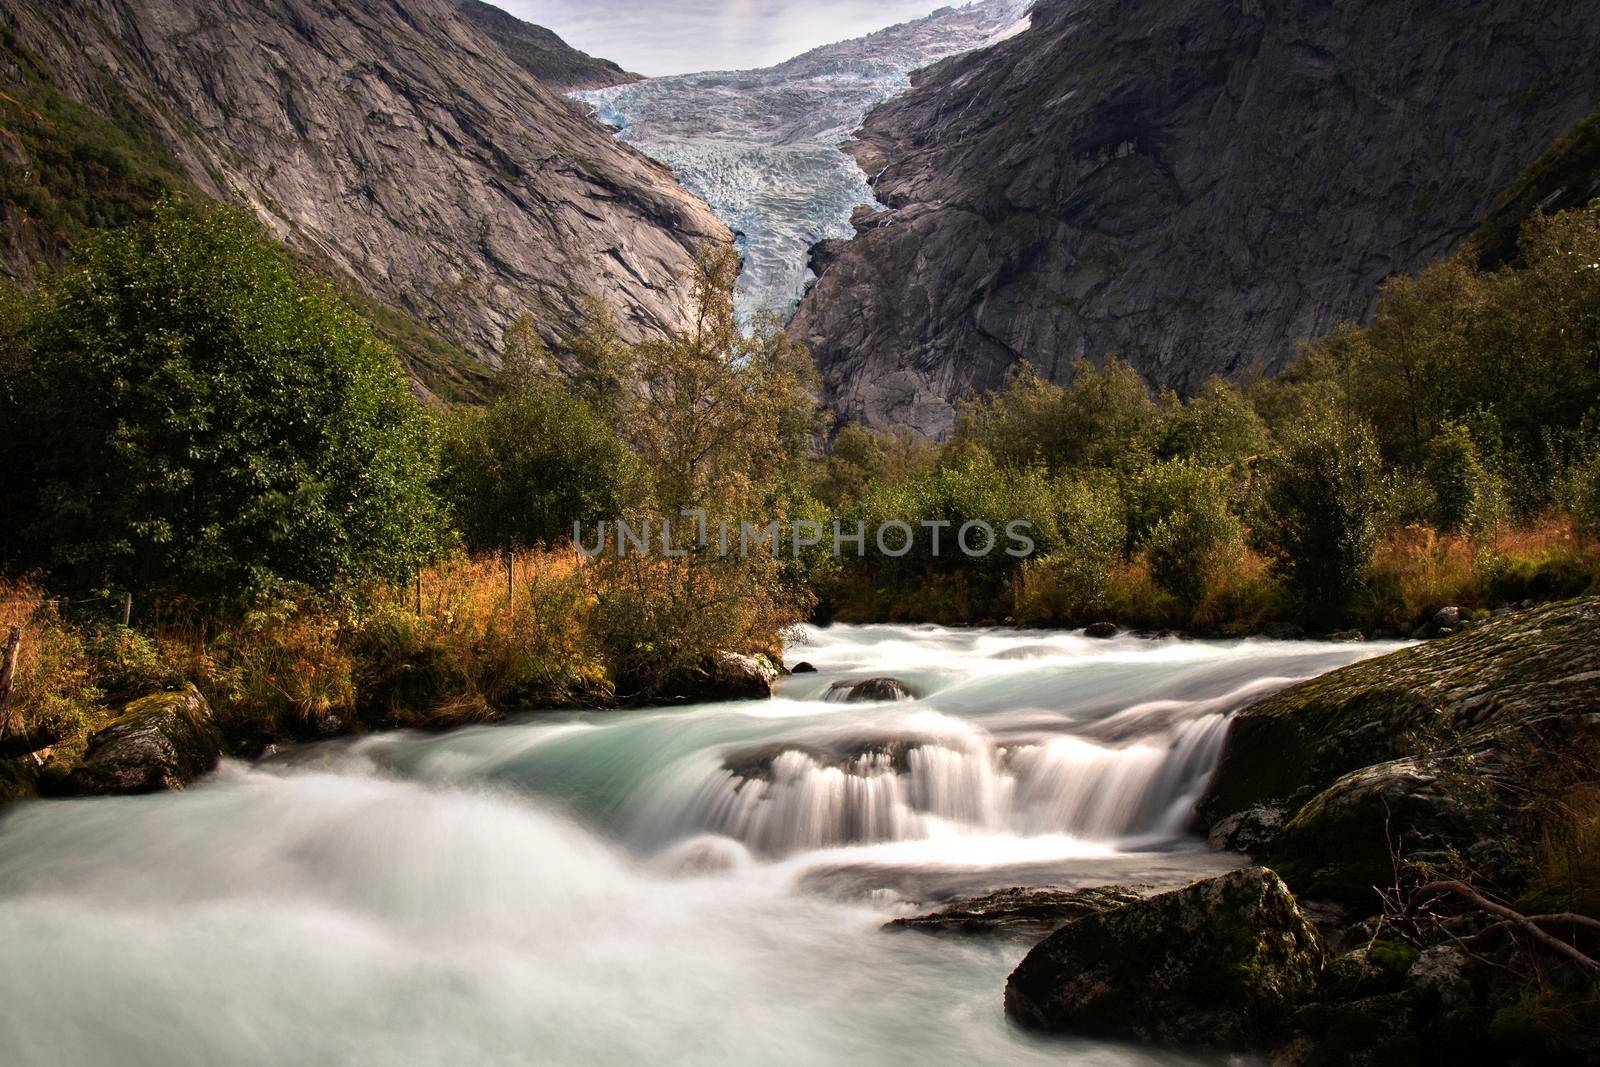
left=1005, top=867, right=1324, bottom=1049
left=52, top=685, right=223, bottom=795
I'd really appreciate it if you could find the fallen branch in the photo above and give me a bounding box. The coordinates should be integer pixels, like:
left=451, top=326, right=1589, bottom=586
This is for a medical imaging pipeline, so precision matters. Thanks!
left=1422, top=880, right=1600, bottom=972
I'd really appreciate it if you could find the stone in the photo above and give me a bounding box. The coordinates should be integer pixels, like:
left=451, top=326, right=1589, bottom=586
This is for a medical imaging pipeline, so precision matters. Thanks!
left=885, top=884, right=1151, bottom=938
left=789, top=661, right=818, bottom=674
left=1004, top=867, right=1324, bottom=1049
left=1083, top=621, right=1119, bottom=639
left=1405, top=946, right=1473, bottom=1012
left=1433, top=606, right=1463, bottom=630
left=825, top=677, right=919, bottom=703
left=1208, top=804, right=1288, bottom=853
left=53, top=685, right=224, bottom=795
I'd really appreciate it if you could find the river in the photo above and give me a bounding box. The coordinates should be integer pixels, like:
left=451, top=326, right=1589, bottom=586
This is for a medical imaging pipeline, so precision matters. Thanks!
left=0, top=624, right=1402, bottom=1065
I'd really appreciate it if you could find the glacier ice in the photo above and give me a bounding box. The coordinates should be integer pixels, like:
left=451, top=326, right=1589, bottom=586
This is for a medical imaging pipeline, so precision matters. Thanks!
left=575, top=0, right=1032, bottom=323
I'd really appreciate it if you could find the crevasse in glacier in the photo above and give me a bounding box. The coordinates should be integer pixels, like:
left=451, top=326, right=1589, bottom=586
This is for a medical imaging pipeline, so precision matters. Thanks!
left=575, top=1, right=1032, bottom=322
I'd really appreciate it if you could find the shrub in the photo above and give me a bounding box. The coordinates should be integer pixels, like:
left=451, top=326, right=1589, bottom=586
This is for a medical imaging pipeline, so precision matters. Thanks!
left=1424, top=422, right=1504, bottom=533
left=1255, top=414, right=1385, bottom=626
left=0, top=200, right=444, bottom=607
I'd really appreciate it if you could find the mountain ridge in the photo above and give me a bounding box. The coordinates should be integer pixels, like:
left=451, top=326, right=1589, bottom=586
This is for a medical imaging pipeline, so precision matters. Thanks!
left=0, top=0, right=727, bottom=399
left=790, top=0, right=1600, bottom=436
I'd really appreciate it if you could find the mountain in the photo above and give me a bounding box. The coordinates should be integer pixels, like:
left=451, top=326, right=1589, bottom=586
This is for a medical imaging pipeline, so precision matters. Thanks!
left=0, top=0, right=727, bottom=401
left=789, top=0, right=1600, bottom=436
left=456, top=0, right=640, bottom=92
left=575, top=0, right=1031, bottom=321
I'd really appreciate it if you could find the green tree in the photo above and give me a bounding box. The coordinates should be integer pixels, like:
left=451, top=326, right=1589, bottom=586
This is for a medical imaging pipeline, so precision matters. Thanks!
left=438, top=368, right=629, bottom=561
left=1423, top=422, right=1503, bottom=533
left=1254, top=414, right=1385, bottom=626
left=0, top=201, right=442, bottom=606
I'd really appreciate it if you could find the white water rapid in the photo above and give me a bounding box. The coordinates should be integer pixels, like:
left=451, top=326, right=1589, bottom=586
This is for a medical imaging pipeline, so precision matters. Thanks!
left=0, top=624, right=1404, bottom=1065
left=574, top=0, right=1033, bottom=320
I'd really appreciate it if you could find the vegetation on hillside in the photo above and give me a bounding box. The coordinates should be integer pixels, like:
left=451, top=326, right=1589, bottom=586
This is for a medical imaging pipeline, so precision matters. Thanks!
left=816, top=203, right=1600, bottom=632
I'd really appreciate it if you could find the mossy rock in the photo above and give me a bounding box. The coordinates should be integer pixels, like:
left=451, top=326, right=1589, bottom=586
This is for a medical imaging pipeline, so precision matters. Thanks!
left=1198, top=598, right=1600, bottom=828
left=1004, top=867, right=1324, bottom=1049
left=49, top=685, right=223, bottom=795
left=1319, top=940, right=1420, bottom=999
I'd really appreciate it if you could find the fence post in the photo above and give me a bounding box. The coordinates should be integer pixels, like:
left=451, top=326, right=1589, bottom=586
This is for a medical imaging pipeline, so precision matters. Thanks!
left=0, top=626, right=21, bottom=740
left=121, top=591, right=133, bottom=628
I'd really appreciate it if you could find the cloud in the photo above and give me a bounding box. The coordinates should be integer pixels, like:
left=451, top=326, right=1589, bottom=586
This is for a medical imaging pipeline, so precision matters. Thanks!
left=490, top=0, right=963, bottom=76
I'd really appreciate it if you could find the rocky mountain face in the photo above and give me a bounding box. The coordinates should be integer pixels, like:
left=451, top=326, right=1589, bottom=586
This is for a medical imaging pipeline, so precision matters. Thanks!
left=456, top=0, right=639, bottom=92
left=0, top=0, right=727, bottom=398
left=790, top=0, right=1600, bottom=436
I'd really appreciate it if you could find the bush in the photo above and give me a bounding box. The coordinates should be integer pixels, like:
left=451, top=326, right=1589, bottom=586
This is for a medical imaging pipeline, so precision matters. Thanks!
left=438, top=370, right=629, bottom=559
left=1424, top=423, right=1503, bottom=534
left=1011, top=478, right=1124, bottom=624
left=0, top=201, right=443, bottom=608
left=1255, top=414, right=1384, bottom=626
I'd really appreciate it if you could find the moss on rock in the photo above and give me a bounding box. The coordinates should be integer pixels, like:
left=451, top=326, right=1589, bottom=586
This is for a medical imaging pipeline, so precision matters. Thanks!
left=47, top=685, right=223, bottom=795
left=1004, top=867, right=1324, bottom=1049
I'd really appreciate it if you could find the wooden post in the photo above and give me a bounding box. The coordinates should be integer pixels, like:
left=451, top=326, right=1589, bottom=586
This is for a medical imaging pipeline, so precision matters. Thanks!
left=121, top=591, right=133, bottom=628
left=505, top=551, right=515, bottom=613
left=416, top=573, right=423, bottom=616
left=0, top=626, right=21, bottom=741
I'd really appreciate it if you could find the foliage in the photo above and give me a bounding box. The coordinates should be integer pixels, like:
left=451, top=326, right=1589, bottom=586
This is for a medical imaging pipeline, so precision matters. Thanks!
left=437, top=329, right=629, bottom=559
left=0, top=200, right=444, bottom=608
left=1254, top=414, right=1384, bottom=625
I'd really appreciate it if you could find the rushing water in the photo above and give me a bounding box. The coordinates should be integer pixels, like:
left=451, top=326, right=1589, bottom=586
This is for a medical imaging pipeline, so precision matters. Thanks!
left=0, top=625, right=1403, bottom=1066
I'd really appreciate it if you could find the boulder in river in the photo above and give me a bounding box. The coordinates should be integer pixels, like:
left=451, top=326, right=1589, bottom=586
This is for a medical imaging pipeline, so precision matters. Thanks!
left=824, top=677, right=919, bottom=703
left=885, top=884, right=1152, bottom=938
left=790, top=661, right=818, bottom=673
left=1198, top=598, right=1600, bottom=911
left=1083, top=622, right=1119, bottom=639
left=666, top=652, right=778, bottom=703
left=1004, top=867, right=1324, bottom=1049
left=52, top=685, right=223, bottom=795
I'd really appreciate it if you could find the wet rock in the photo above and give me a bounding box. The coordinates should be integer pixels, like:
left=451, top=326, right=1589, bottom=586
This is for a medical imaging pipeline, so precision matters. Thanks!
left=1083, top=622, right=1119, bottom=639
left=825, top=677, right=919, bottom=703
left=1262, top=622, right=1307, bottom=641
left=1328, top=630, right=1365, bottom=643
left=1004, top=867, right=1324, bottom=1049
left=52, top=686, right=223, bottom=795
left=1432, top=606, right=1463, bottom=630
left=885, top=884, right=1151, bottom=938
left=1208, top=803, right=1288, bottom=853
left=789, top=661, right=818, bottom=674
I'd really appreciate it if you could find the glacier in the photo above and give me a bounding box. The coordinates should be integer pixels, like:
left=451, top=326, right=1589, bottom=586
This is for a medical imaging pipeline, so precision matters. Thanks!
left=575, top=0, right=1033, bottom=322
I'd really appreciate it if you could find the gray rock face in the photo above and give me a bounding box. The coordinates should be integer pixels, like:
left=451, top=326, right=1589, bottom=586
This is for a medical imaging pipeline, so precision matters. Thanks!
left=1004, top=867, right=1325, bottom=1048
left=790, top=0, right=1600, bottom=436
left=55, top=685, right=223, bottom=795
left=0, top=0, right=728, bottom=369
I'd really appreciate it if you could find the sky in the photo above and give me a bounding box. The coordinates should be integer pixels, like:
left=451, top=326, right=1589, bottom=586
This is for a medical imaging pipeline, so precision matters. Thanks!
left=489, top=0, right=968, bottom=77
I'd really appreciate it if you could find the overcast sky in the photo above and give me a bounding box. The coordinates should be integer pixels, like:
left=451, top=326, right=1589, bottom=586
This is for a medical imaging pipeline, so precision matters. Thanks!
left=488, top=0, right=967, bottom=76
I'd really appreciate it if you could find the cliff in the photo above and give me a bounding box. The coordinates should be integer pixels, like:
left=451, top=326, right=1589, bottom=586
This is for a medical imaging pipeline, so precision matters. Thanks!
left=0, top=0, right=726, bottom=399
left=790, top=0, right=1600, bottom=436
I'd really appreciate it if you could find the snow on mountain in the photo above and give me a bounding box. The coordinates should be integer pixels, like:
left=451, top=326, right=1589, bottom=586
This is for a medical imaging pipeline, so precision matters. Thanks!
left=575, top=0, right=1033, bottom=321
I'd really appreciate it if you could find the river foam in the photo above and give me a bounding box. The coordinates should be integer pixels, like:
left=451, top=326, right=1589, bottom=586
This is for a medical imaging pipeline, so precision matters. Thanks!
left=0, top=624, right=1403, bottom=1066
